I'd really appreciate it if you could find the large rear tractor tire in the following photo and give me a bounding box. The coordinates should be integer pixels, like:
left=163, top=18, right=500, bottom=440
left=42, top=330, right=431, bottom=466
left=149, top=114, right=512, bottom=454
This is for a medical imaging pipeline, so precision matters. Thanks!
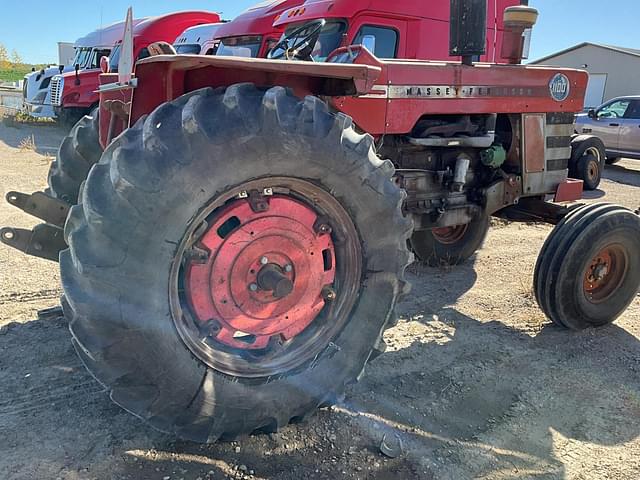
left=48, top=109, right=101, bottom=205
left=60, top=85, right=412, bottom=442
left=410, top=215, right=490, bottom=267
left=534, top=203, right=640, bottom=329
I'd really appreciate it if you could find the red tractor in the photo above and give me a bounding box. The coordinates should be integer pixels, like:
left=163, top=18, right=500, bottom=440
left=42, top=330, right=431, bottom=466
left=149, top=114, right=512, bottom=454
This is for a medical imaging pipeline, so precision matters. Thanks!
left=2, top=0, right=639, bottom=443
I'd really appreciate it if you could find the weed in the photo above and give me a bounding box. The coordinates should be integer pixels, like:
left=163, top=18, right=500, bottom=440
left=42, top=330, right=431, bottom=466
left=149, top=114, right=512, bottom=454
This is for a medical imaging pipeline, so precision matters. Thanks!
left=18, top=134, right=36, bottom=151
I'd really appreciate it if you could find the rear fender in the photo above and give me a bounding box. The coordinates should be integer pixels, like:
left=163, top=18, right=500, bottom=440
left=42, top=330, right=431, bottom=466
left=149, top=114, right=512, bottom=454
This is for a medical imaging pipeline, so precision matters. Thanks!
left=129, top=55, right=381, bottom=126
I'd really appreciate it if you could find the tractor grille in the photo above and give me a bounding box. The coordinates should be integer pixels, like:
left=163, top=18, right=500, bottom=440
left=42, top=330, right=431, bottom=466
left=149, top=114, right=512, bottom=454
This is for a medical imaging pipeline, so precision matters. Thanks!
left=545, top=113, right=574, bottom=171
left=50, top=76, right=63, bottom=106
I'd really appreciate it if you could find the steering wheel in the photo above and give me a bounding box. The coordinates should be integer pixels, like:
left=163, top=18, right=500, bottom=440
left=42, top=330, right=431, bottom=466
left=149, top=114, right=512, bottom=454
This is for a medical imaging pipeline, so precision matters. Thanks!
left=268, top=19, right=326, bottom=61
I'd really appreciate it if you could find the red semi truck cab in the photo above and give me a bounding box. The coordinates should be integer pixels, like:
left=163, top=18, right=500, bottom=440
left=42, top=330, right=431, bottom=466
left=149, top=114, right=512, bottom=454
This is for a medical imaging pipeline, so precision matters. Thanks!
left=50, top=11, right=221, bottom=125
left=214, top=0, right=304, bottom=58
left=272, top=0, right=523, bottom=62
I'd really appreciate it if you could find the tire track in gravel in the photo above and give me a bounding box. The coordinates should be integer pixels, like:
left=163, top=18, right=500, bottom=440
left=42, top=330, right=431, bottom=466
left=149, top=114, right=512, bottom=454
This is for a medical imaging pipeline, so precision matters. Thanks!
left=0, top=288, right=62, bottom=305
left=0, top=381, right=105, bottom=421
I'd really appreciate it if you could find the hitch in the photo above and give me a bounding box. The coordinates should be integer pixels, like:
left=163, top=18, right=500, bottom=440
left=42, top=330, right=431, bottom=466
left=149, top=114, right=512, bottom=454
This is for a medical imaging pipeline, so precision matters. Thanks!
left=2, top=190, right=70, bottom=262
left=6, top=191, right=70, bottom=228
left=0, top=224, right=67, bottom=262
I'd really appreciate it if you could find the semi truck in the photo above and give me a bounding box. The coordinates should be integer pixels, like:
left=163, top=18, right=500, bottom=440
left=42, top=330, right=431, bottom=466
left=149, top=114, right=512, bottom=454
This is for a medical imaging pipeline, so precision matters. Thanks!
left=22, top=21, right=133, bottom=120
left=49, top=11, right=221, bottom=127
left=173, top=23, right=226, bottom=55
left=214, top=0, right=304, bottom=58
left=268, top=0, right=523, bottom=62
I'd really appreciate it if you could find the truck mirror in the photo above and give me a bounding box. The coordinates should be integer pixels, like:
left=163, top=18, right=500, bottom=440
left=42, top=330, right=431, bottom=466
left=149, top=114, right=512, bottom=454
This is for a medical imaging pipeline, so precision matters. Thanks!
left=100, top=56, right=111, bottom=74
left=360, top=35, right=376, bottom=55
left=75, top=63, right=81, bottom=86
left=588, top=109, right=596, bottom=119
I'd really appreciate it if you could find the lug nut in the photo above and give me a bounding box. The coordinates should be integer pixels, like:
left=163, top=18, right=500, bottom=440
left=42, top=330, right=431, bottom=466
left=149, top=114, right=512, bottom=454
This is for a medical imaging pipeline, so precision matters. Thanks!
left=260, top=256, right=269, bottom=265
left=284, top=264, right=293, bottom=273
left=249, top=283, right=258, bottom=292
left=318, top=224, right=332, bottom=234
left=322, top=286, right=337, bottom=301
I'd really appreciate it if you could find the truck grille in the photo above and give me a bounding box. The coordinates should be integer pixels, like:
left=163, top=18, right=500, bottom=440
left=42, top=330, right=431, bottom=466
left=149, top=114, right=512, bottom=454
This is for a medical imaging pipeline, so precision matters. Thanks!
left=50, top=76, right=63, bottom=106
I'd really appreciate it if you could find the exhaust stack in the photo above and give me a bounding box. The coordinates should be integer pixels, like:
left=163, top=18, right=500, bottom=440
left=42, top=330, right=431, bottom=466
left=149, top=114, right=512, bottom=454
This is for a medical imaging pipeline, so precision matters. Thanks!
left=449, top=0, right=487, bottom=66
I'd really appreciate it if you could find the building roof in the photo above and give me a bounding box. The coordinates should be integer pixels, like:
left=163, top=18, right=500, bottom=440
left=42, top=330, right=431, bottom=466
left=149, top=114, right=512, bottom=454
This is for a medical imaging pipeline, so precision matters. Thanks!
left=530, top=42, right=640, bottom=64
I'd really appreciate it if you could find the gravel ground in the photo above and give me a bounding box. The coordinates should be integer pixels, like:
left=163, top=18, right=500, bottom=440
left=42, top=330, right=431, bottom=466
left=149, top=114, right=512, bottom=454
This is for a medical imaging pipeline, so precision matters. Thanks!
left=1, top=118, right=639, bottom=480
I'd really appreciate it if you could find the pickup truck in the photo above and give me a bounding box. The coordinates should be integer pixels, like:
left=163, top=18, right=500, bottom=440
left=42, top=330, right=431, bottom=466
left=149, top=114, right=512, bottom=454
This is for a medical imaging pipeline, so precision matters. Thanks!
left=575, top=96, right=640, bottom=164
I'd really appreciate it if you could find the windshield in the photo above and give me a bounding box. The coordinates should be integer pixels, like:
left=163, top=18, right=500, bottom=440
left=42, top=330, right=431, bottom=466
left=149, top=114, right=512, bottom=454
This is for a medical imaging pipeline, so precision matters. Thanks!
left=216, top=36, right=262, bottom=58
left=71, top=47, right=111, bottom=69
left=280, top=20, right=347, bottom=62
left=109, top=45, right=149, bottom=73
left=72, top=47, right=93, bottom=68
left=175, top=44, right=202, bottom=55
left=109, top=45, right=121, bottom=72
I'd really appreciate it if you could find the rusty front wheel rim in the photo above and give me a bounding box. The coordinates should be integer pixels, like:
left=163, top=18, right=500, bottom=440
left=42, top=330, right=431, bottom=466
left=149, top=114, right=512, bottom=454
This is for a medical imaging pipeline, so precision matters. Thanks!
left=583, top=244, right=629, bottom=304
left=587, top=159, right=598, bottom=182
left=432, top=224, right=469, bottom=245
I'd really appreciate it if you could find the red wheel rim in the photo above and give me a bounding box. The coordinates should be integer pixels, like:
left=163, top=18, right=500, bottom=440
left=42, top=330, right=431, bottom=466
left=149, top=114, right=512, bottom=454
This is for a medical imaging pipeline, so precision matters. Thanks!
left=432, top=224, right=468, bottom=245
left=170, top=178, right=362, bottom=378
left=185, top=196, right=336, bottom=350
left=583, top=245, right=628, bottom=304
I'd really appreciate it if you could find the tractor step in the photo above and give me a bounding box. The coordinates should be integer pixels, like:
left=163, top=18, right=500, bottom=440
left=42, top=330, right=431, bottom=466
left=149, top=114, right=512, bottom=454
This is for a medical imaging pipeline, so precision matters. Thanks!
left=6, top=191, right=70, bottom=228
left=0, top=223, right=67, bottom=262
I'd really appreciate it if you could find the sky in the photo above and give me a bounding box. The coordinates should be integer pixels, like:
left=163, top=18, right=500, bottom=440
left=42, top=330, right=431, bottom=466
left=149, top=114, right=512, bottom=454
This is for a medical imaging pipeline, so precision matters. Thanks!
left=1, top=0, right=639, bottom=64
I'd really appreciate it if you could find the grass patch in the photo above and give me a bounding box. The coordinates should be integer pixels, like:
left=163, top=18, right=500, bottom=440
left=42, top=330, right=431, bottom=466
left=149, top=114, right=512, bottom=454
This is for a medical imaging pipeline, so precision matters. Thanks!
left=0, top=64, right=49, bottom=83
left=1, top=110, right=56, bottom=128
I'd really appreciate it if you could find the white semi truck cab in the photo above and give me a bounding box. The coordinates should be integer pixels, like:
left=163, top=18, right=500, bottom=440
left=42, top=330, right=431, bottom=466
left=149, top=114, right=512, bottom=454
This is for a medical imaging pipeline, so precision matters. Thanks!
left=173, top=22, right=225, bottom=55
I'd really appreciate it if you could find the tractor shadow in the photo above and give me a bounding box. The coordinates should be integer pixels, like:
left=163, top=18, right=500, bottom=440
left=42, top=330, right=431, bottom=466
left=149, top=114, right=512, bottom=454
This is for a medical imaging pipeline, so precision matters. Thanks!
left=0, top=257, right=638, bottom=479
left=581, top=189, right=606, bottom=200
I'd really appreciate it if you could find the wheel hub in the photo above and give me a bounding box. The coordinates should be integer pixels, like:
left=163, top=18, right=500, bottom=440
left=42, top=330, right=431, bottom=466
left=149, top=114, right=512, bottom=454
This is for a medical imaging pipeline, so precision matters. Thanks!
left=185, top=196, right=336, bottom=350
left=583, top=245, right=628, bottom=304
left=432, top=224, right=468, bottom=245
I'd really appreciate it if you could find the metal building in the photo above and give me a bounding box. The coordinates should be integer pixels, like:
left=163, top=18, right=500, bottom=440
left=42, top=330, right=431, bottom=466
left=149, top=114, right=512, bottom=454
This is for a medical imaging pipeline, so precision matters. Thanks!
left=530, top=42, right=640, bottom=108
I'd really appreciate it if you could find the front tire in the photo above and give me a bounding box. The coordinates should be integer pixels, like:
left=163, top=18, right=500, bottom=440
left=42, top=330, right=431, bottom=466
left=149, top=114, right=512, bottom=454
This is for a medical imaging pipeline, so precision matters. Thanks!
left=61, top=85, right=412, bottom=442
left=534, top=203, right=640, bottom=329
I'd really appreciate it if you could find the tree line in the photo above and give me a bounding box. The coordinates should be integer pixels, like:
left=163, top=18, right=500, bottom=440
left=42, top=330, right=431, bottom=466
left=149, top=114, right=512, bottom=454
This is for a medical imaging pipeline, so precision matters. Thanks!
left=0, top=43, right=24, bottom=69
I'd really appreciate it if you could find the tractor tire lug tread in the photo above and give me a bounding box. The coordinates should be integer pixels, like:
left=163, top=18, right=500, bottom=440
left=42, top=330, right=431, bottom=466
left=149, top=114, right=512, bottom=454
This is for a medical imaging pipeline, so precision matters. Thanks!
left=61, top=84, right=411, bottom=442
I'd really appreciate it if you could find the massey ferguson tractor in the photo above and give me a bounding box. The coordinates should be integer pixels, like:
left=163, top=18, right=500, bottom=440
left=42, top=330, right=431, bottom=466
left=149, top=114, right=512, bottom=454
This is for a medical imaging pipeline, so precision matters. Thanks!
left=2, top=0, right=639, bottom=443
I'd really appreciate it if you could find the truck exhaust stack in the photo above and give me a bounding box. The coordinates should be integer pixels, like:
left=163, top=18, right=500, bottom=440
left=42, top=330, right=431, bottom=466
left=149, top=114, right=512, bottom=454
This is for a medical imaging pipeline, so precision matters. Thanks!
left=449, top=0, right=488, bottom=65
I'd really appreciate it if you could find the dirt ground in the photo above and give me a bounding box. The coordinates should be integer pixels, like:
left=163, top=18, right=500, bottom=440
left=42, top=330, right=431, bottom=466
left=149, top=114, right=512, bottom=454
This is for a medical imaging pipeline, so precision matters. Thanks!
left=1, top=118, right=639, bottom=480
